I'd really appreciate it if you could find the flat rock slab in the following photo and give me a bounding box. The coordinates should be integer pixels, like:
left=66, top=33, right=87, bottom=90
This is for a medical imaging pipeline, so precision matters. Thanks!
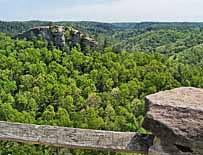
left=143, top=87, right=203, bottom=155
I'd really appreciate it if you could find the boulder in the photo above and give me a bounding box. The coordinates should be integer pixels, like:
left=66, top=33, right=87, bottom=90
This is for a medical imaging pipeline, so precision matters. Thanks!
left=143, top=87, right=203, bottom=155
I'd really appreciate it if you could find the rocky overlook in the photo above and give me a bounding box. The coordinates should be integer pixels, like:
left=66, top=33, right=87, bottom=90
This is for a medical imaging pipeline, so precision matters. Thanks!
left=0, top=87, right=202, bottom=155
left=143, top=87, right=203, bottom=155
left=14, top=26, right=98, bottom=51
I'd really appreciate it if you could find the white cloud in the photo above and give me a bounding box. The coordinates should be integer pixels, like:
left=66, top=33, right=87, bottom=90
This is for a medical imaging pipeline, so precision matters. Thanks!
left=14, top=0, right=203, bottom=22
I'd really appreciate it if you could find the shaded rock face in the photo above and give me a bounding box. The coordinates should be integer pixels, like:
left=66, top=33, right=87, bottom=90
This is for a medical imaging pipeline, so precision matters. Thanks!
left=68, top=28, right=98, bottom=50
left=143, top=87, right=203, bottom=155
left=14, top=26, right=97, bottom=51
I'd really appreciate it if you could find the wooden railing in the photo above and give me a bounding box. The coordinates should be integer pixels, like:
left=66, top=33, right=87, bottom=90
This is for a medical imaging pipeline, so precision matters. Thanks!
left=0, top=121, right=154, bottom=153
left=0, top=87, right=202, bottom=155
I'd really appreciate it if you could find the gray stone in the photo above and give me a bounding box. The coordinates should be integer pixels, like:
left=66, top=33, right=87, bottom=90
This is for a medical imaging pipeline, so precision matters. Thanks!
left=14, top=26, right=97, bottom=51
left=143, top=87, right=203, bottom=155
left=69, top=28, right=98, bottom=49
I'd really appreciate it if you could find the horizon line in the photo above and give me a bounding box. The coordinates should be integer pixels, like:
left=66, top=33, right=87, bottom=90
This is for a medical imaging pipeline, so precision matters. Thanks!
left=1, top=20, right=203, bottom=24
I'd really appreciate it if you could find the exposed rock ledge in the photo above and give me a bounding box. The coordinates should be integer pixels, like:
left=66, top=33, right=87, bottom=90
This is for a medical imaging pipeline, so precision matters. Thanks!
left=14, top=26, right=98, bottom=51
left=143, top=87, right=203, bottom=155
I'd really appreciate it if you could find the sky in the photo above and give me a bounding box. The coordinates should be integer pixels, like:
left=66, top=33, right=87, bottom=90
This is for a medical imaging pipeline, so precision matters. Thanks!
left=1, top=0, right=203, bottom=22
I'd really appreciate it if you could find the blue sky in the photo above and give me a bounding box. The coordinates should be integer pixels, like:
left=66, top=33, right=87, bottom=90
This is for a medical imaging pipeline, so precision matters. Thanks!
left=1, top=0, right=203, bottom=22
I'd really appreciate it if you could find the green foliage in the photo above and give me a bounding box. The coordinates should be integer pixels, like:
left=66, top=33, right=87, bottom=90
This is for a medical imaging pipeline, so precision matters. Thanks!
left=0, top=23, right=203, bottom=155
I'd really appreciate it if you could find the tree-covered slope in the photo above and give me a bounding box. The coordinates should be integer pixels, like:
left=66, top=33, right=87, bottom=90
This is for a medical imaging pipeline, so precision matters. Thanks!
left=112, top=29, right=203, bottom=56
left=1, top=21, right=203, bottom=154
left=0, top=21, right=117, bottom=36
left=3, top=21, right=203, bottom=58
left=2, top=21, right=203, bottom=35
left=1, top=31, right=203, bottom=154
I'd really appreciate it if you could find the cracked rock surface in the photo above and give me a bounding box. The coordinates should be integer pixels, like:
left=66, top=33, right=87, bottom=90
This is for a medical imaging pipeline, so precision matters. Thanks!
left=143, top=87, right=203, bottom=155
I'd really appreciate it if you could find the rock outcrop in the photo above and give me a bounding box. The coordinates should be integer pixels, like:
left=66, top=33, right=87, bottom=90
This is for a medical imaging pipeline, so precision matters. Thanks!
left=14, top=26, right=97, bottom=51
left=143, top=87, right=203, bottom=155
left=68, top=28, right=98, bottom=50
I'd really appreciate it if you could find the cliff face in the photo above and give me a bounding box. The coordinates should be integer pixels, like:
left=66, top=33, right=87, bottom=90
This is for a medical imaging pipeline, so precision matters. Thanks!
left=14, top=26, right=98, bottom=51
left=67, top=28, right=98, bottom=50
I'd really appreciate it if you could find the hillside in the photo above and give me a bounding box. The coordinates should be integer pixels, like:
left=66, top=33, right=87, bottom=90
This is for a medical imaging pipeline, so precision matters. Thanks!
left=2, top=21, right=203, bottom=58
left=2, top=21, right=203, bottom=35
left=1, top=22, right=203, bottom=155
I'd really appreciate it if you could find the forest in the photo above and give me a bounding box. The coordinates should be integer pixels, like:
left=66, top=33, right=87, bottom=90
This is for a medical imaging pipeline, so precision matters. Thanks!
left=0, top=21, right=203, bottom=155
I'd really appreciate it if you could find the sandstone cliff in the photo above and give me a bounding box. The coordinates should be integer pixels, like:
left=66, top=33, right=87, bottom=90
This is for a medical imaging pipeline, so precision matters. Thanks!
left=14, top=26, right=98, bottom=51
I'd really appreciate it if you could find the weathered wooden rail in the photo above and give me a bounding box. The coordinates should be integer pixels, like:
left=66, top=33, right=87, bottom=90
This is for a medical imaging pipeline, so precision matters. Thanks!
left=0, top=121, right=154, bottom=153
left=0, top=87, right=203, bottom=155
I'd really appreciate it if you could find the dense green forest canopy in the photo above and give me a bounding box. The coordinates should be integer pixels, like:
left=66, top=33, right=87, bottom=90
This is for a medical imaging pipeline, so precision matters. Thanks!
left=2, top=21, right=203, bottom=59
left=1, top=21, right=203, bottom=155
left=2, top=21, right=203, bottom=34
